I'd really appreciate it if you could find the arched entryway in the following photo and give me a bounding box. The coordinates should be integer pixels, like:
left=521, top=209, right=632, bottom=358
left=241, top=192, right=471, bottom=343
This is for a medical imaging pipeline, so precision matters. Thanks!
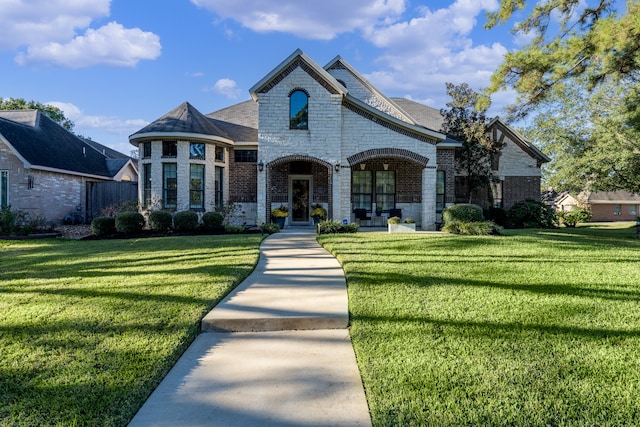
left=264, top=155, right=334, bottom=226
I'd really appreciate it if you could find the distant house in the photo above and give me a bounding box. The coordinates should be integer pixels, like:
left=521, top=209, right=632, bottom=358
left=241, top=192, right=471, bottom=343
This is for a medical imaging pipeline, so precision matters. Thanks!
left=130, top=49, right=548, bottom=229
left=0, top=110, right=138, bottom=224
left=557, top=191, right=640, bottom=221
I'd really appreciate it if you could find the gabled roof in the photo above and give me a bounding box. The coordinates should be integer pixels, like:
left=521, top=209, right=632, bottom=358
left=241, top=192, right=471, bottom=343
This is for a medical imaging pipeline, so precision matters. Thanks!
left=249, top=49, right=347, bottom=100
left=130, top=102, right=233, bottom=144
left=488, top=117, right=550, bottom=164
left=0, top=110, right=131, bottom=179
left=391, top=98, right=445, bottom=131
left=578, top=190, right=640, bottom=204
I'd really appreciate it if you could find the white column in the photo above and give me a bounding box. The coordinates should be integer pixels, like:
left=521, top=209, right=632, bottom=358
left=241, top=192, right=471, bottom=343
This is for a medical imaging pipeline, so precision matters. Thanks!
left=422, top=166, right=437, bottom=230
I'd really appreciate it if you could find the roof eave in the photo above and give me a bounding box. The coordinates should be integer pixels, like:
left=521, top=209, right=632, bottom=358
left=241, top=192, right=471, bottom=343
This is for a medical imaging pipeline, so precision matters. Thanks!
left=129, top=132, right=234, bottom=146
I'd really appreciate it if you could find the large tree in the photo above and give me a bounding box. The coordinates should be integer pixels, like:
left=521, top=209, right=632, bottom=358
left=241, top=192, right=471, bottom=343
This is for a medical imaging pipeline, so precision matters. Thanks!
left=0, top=97, right=74, bottom=131
left=485, top=0, right=640, bottom=125
left=523, top=78, right=640, bottom=193
left=440, top=83, right=501, bottom=204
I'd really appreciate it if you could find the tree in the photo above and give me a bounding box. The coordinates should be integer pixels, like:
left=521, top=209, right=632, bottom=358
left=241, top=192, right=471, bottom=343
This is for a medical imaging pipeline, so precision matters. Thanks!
left=522, top=78, right=640, bottom=193
left=440, top=83, right=501, bottom=204
left=485, top=0, right=640, bottom=125
left=0, top=98, right=74, bottom=131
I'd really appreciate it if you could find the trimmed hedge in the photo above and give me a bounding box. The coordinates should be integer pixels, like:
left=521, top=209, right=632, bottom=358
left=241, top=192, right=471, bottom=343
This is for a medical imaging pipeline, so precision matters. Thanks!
left=202, top=211, right=224, bottom=231
left=508, top=199, right=557, bottom=228
left=442, top=221, right=501, bottom=235
left=317, top=220, right=358, bottom=234
left=443, top=204, right=484, bottom=224
left=173, top=211, right=199, bottom=231
left=148, top=210, right=173, bottom=231
left=91, top=216, right=116, bottom=236
left=115, top=211, right=145, bottom=234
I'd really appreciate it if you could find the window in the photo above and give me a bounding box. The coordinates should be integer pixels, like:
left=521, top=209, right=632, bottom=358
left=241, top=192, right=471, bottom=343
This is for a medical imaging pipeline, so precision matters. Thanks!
left=189, top=164, right=205, bottom=210
left=375, top=171, right=396, bottom=211
left=214, top=166, right=224, bottom=209
left=630, top=205, right=637, bottom=216
left=234, top=150, right=258, bottom=163
left=351, top=171, right=372, bottom=211
left=289, top=90, right=308, bottom=130
left=436, top=170, right=446, bottom=213
left=163, top=163, right=177, bottom=209
left=143, top=164, right=152, bottom=207
left=215, top=146, right=225, bottom=162
left=614, top=204, right=622, bottom=215
left=1, top=171, right=7, bottom=208
left=189, top=143, right=205, bottom=160
left=162, top=141, right=177, bottom=157
left=142, top=142, right=151, bottom=158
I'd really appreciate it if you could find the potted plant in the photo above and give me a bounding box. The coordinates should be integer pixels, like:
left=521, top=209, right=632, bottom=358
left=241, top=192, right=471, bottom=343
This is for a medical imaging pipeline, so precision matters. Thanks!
left=271, top=204, right=289, bottom=229
left=375, top=207, right=382, bottom=216
left=388, top=216, right=416, bottom=233
left=310, top=204, right=327, bottom=225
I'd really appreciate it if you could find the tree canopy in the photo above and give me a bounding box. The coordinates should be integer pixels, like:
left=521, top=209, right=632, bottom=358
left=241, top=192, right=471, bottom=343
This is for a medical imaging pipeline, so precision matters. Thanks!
left=485, top=0, right=640, bottom=124
left=0, top=98, right=74, bottom=131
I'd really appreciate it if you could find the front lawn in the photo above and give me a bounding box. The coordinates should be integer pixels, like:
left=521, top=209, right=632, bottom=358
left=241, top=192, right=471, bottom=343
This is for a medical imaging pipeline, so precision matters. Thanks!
left=0, top=235, right=263, bottom=427
left=319, top=223, right=640, bottom=426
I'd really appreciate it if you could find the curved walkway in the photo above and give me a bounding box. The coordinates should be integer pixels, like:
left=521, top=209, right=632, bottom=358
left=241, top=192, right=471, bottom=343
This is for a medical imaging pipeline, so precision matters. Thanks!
left=129, top=228, right=371, bottom=427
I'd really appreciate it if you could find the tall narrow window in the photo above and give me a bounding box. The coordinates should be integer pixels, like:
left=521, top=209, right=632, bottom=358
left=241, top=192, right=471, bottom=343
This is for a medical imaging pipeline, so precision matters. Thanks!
left=143, top=164, right=152, bottom=207
left=351, top=171, right=372, bottom=211
left=0, top=171, right=8, bottom=208
left=142, top=142, right=151, bottom=158
left=163, top=163, right=177, bottom=209
left=214, top=166, right=224, bottom=209
left=190, top=164, right=205, bottom=210
left=375, top=171, right=396, bottom=211
left=289, top=90, right=308, bottom=129
left=436, top=170, right=446, bottom=213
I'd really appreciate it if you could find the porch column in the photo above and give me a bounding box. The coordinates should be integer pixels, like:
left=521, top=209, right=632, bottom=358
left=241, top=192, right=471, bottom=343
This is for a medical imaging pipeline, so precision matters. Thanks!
left=422, top=166, right=437, bottom=230
left=257, top=165, right=267, bottom=225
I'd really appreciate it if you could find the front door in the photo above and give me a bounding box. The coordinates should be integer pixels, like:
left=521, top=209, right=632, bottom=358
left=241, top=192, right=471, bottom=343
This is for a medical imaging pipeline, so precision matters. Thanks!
left=290, top=176, right=311, bottom=224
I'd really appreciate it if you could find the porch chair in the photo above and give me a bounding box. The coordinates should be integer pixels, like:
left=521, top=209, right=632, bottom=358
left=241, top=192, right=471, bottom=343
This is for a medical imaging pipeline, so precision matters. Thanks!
left=354, top=208, right=371, bottom=226
left=389, top=208, right=402, bottom=219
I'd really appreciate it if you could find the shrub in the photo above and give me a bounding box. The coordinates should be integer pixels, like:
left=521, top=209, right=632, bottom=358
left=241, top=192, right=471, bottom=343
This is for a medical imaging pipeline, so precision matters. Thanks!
left=271, top=205, right=289, bottom=218
left=508, top=199, right=557, bottom=229
left=173, top=211, right=199, bottom=231
left=115, top=211, right=144, bottom=234
left=0, top=205, right=16, bottom=234
left=224, top=225, right=245, bottom=234
left=91, top=216, right=116, bottom=236
left=557, top=208, right=592, bottom=228
left=443, top=204, right=484, bottom=224
left=485, top=207, right=508, bottom=226
left=148, top=210, right=173, bottom=231
left=404, top=218, right=415, bottom=224
left=202, top=211, right=225, bottom=231
left=317, top=220, right=358, bottom=234
left=387, top=216, right=401, bottom=224
left=310, top=205, right=327, bottom=220
left=261, top=223, right=280, bottom=234
left=442, top=221, right=501, bottom=235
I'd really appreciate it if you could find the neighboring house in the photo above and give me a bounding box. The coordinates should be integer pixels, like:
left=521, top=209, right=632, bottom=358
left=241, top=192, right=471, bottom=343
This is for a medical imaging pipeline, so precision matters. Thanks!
left=130, top=49, right=548, bottom=229
left=557, top=191, right=640, bottom=221
left=0, top=109, right=138, bottom=224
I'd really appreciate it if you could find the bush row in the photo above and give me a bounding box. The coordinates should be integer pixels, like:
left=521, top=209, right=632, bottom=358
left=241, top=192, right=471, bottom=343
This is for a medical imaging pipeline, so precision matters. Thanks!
left=91, top=210, right=230, bottom=236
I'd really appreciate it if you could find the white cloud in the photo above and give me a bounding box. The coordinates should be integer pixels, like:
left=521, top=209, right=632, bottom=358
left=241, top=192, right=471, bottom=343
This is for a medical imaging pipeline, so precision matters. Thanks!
left=0, top=1, right=161, bottom=68
left=191, top=0, right=406, bottom=40
left=16, top=22, right=161, bottom=68
left=210, top=78, right=242, bottom=99
left=361, top=0, right=511, bottom=112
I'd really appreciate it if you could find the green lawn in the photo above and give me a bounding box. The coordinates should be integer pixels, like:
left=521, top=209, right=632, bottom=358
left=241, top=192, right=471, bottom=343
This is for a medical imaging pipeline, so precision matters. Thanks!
left=319, top=223, right=640, bottom=426
left=0, top=235, right=263, bottom=427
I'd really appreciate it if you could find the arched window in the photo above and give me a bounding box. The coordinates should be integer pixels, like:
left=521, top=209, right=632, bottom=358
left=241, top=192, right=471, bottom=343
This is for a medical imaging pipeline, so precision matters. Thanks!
left=289, top=89, right=308, bottom=130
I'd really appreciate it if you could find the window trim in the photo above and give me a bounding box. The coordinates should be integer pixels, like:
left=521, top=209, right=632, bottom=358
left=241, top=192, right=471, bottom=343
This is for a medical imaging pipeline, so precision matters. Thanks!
left=162, top=163, right=177, bottom=209
left=142, top=164, right=152, bottom=208
left=351, top=170, right=372, bottom=211
left=436, top=170, right=446, bottom=213
left=189, top=164, right=205, bottom=210
left=1, top=170, right=8, bottom=208
left=375, top=170, right=396, bottom=212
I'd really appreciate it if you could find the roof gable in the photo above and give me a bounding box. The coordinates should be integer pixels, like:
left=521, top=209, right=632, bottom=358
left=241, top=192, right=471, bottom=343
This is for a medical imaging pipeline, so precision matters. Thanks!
left=488, top=117, right=550, bottom=165
left=249, top=49, right=347, bottom=100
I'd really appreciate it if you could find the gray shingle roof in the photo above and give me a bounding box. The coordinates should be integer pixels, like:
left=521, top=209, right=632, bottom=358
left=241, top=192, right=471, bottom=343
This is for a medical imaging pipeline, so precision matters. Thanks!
left=0, top=110, right=127, bottom=178
left=207, top=100, right=258, bottom=143
left=132, top=102, right=231, bottom=139
left=390, top=98, right=445, bottom=131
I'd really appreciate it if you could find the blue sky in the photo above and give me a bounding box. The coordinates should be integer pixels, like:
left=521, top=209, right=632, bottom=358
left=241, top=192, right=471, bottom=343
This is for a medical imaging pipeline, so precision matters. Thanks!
left=1, top=0, right=529, bottom=156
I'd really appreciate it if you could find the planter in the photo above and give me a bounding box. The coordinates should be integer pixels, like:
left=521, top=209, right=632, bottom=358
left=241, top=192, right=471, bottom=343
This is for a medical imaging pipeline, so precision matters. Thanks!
left=273, top=217, right=286, bottom=229
left=388, top=223, right=416, bottom=233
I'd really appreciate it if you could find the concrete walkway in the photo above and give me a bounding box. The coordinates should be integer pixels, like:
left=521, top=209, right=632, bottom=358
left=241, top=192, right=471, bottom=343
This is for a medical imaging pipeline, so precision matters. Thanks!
left=129, top=228, right=372, bottom=427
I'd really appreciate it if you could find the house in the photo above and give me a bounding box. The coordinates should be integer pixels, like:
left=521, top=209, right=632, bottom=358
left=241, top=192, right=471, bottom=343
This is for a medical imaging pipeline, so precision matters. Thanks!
left=556, top=191, right=640, bottom=221
left=130, top=49, right=548, bottom=229
left=0, top=109, right=138, bottom=224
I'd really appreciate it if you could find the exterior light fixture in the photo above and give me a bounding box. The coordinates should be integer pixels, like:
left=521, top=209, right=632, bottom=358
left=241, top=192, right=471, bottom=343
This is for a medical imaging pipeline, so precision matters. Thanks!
left=383, top=163, right=389, bottom=170
left=335, top=163, right=340, bottom=172
left=258, top=160, right=264, bottom=172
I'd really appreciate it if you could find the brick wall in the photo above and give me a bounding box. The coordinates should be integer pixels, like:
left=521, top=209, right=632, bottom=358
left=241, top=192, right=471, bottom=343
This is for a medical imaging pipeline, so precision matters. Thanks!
left=503, top=176, right=541, bottom=209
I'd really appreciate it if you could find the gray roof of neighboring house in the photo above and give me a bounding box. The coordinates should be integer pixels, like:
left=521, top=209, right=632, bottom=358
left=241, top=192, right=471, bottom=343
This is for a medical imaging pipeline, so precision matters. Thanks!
left=0, top=110, right=129, bottom=178
left=131, top=101, right=232, bottom=140
left=581, top=190, right=640, bottom=203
